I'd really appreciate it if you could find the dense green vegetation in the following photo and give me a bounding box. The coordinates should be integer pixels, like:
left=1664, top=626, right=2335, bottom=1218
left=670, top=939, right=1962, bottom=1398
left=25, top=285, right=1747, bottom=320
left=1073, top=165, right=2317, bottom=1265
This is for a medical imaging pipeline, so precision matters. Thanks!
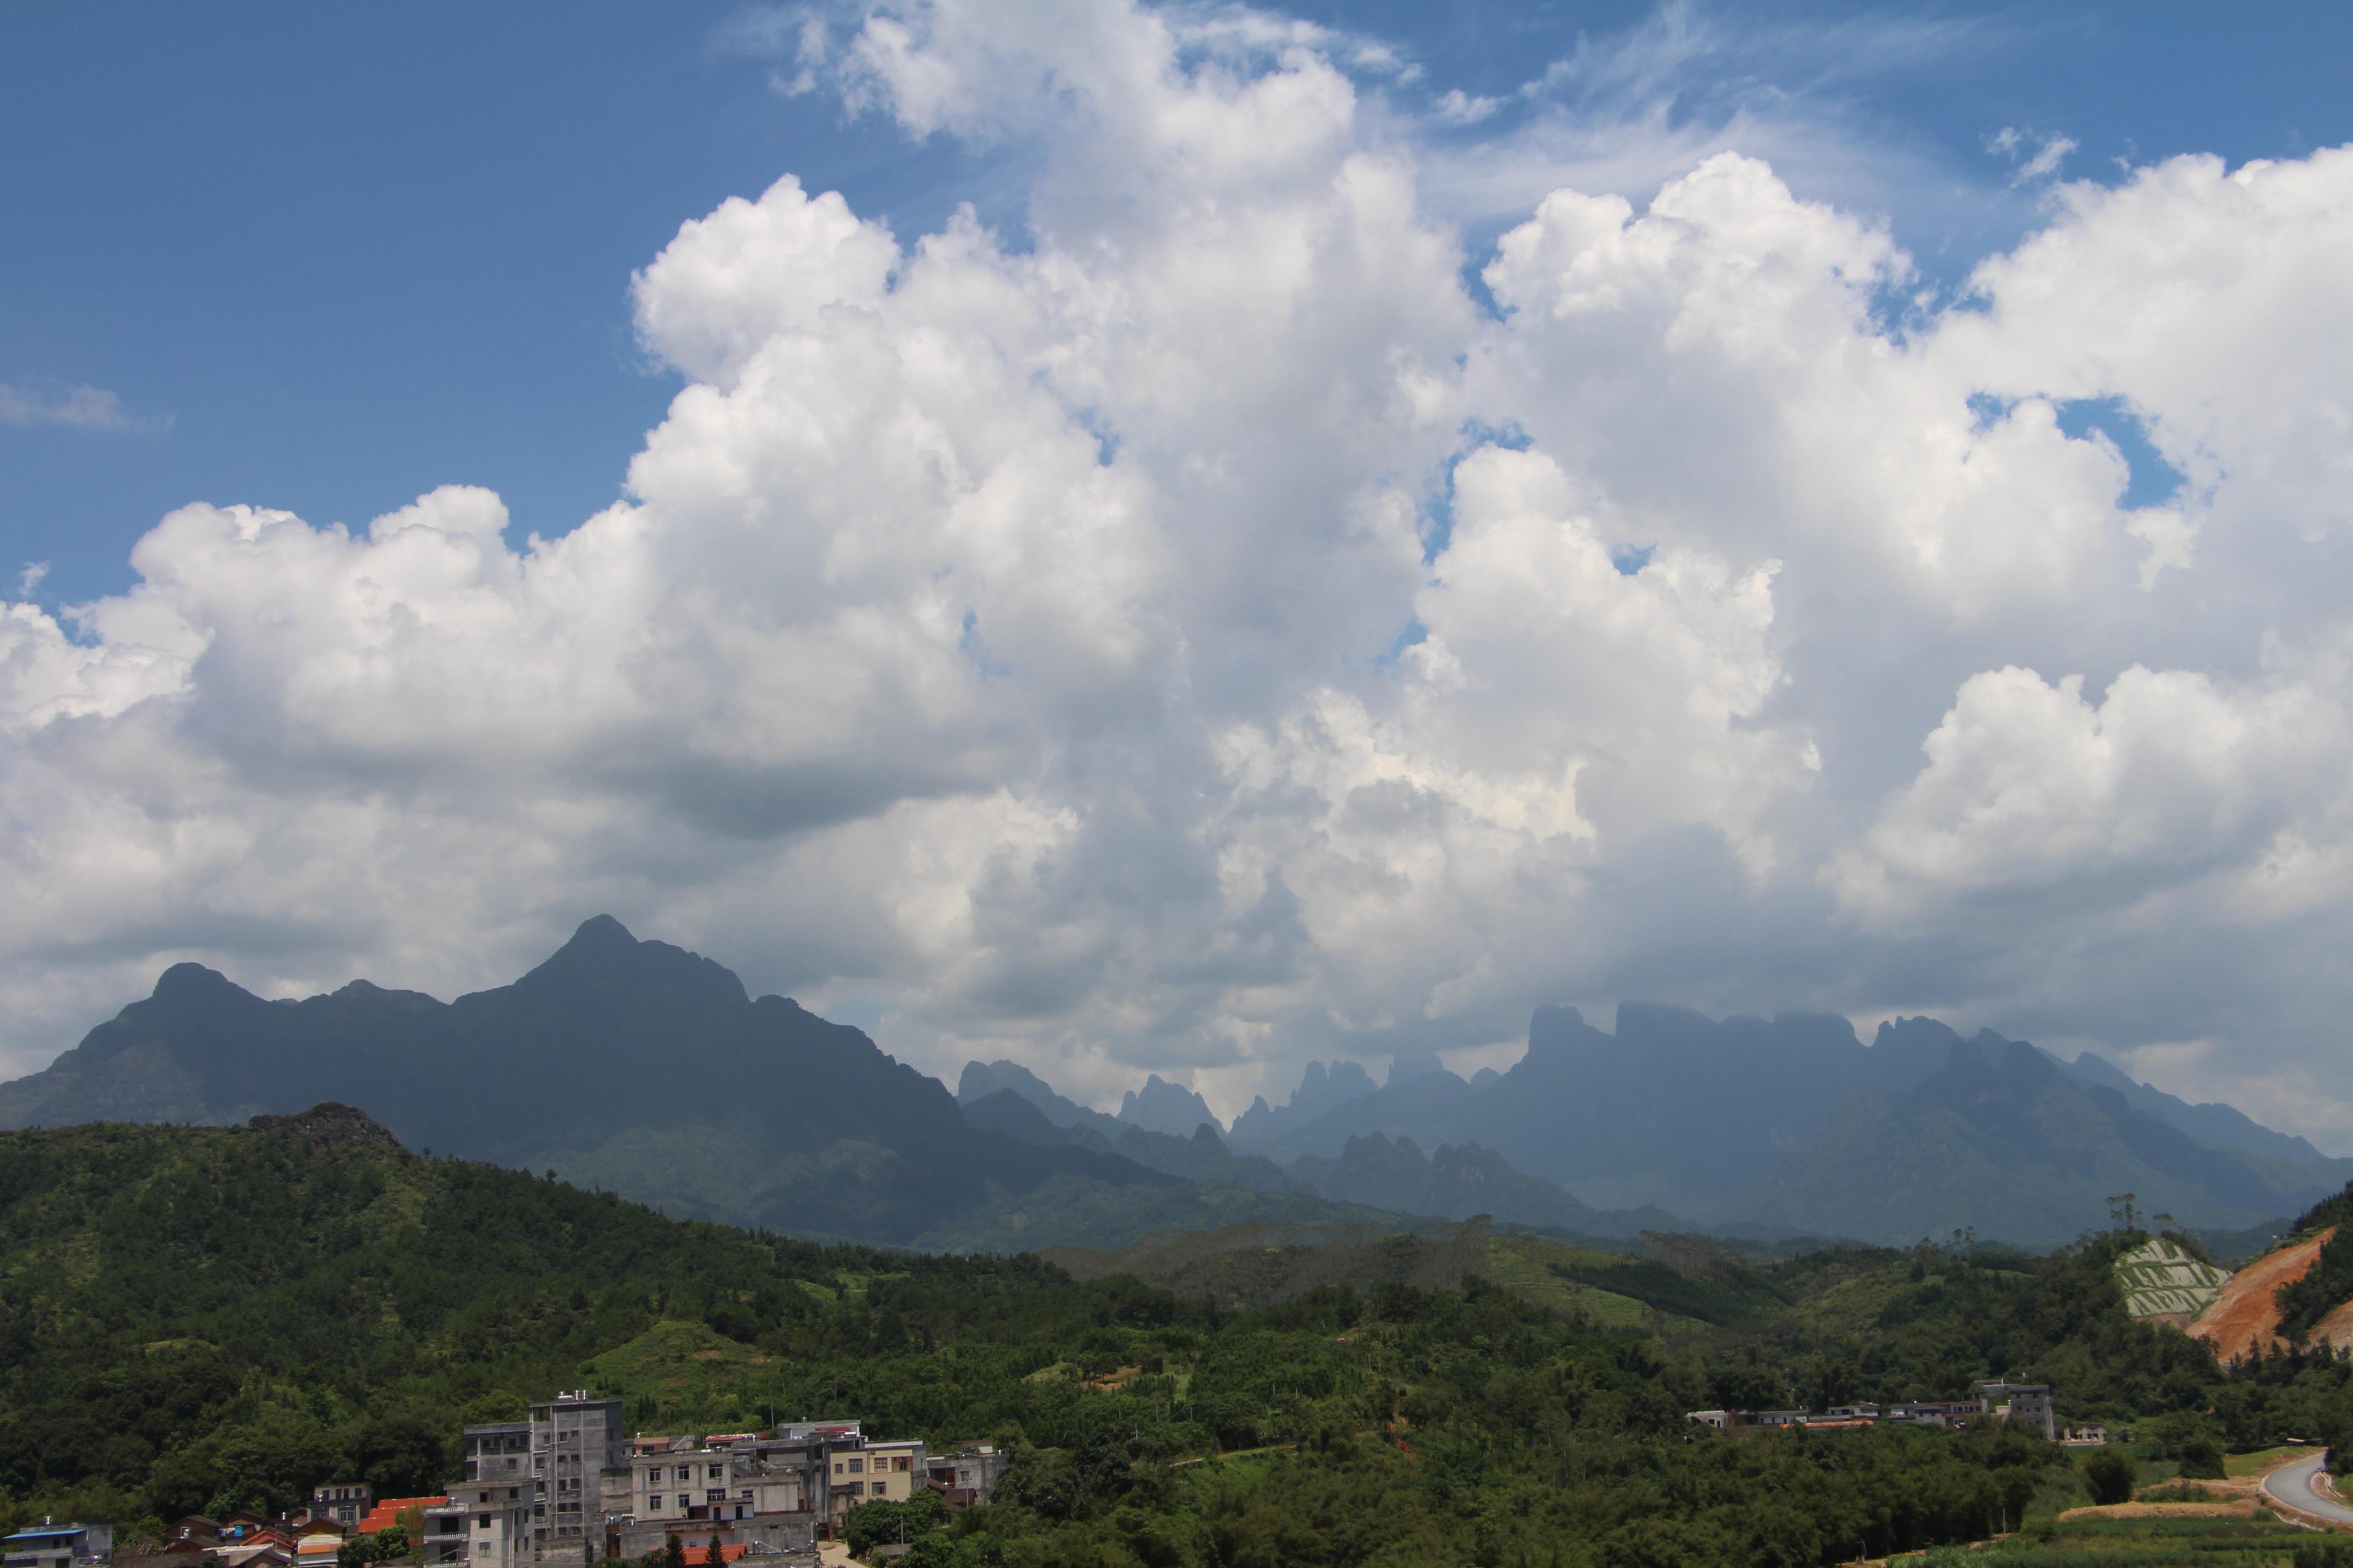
left=2275, top=1188, right=2353, bottom=1344
left=8, top=1121, right=2353, bottom=1568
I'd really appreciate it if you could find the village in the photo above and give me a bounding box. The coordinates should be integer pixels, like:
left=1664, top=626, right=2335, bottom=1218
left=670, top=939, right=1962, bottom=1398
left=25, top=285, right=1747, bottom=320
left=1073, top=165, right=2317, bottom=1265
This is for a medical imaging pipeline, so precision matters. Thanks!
left=4, top=1397, right=1004, bottom=1568
left=1687, top=1381, right=2104, bottom=1445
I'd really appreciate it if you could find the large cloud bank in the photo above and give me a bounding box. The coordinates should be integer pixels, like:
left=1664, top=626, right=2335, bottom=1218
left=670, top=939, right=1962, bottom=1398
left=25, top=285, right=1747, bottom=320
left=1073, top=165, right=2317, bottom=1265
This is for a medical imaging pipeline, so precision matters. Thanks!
left=5, top=2, right=2351, bottom=1138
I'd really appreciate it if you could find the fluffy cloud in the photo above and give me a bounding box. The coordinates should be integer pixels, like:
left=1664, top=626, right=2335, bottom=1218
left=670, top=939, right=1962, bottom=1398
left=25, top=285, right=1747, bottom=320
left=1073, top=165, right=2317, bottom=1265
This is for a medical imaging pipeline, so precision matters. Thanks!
left=4, top=0, right=2352, bottom=1140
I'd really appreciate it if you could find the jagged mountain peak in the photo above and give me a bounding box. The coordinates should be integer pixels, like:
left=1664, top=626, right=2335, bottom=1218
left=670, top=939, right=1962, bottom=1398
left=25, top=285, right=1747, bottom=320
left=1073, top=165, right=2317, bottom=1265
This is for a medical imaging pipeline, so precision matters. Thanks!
left=1119, top=1074, right=1221, bottom=1137
left=507, top=913, right=749, bottom=1009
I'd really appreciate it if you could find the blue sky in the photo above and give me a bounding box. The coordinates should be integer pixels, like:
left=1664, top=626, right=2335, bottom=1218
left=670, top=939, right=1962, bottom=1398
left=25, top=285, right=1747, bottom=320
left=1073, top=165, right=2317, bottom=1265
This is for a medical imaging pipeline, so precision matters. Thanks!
left=4, top=1, right=2353, bottom=1147
left=5, top=1, right=2348, bottom=606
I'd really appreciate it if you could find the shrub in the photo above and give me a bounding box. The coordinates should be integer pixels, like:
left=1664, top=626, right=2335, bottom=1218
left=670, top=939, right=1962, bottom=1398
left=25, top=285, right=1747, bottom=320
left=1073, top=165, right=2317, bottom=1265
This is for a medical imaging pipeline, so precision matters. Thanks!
left=2081, top=1446, right=2138, bottom=1506
left=2176, top=1436, right=2225, bottom=1480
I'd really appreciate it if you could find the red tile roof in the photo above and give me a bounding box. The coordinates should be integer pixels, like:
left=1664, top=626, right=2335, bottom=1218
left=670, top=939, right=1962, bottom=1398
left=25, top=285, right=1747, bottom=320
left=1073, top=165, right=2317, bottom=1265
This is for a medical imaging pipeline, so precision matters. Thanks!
left=353, top=1498, right=449, bottom=1535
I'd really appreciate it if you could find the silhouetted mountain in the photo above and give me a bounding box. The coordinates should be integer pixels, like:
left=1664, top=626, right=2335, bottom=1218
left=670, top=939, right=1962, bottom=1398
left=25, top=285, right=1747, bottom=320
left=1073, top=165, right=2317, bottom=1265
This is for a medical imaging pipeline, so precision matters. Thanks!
left=1227, top=1058, right=1379, bottom=1152
left=1117, top=1074, right=1221, bottom=1137
left=1706, top=1033, right=2316, bottom=1245
left=0, top=917, right=1173, bottom=1244
left=1240, top=1068, right=1482, bottom=1166
left=960, top=1089, right=1299, bottom=1194
left=1287, top=1132, right=1677, bottom=1239
left=1386, top=1052, right=1447, bottom=1087
left=2052, top=1050, right=2351, bottom=1188
left=1233, top=1003, right=2341, bottom=1241
left=957, top=1059, right=1125, bottom=1138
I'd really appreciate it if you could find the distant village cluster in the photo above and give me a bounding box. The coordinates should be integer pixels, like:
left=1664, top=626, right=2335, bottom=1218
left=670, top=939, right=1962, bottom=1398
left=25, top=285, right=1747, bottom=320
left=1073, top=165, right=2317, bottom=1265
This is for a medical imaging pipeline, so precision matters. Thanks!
left=1688, top=1381, right=2096, bottom=1444
left=7, top=1397, right=1000, bottom=1568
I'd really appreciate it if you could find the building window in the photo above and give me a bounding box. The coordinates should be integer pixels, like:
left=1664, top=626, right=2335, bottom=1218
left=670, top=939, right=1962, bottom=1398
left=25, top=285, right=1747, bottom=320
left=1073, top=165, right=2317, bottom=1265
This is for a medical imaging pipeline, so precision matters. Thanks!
left=846, top=1460, right=863, bottom=1474
left=647, top=1498, right=661, bottom=1512
left=709, top=1467, right=723, bottom=1480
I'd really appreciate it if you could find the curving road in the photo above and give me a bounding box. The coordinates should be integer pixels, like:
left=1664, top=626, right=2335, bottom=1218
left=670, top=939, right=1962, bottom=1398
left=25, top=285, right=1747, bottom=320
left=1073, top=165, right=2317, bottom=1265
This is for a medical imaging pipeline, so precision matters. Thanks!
left=2261, top=1452, right=2353, bottom=1526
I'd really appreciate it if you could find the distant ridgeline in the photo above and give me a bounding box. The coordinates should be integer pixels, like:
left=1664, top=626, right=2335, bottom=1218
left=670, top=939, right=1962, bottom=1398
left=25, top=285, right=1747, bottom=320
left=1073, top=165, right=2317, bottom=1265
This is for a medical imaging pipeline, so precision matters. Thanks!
left=966, top=1006, right=2344, bottom=1250
left=1, top=915, right=2342, bottom=1250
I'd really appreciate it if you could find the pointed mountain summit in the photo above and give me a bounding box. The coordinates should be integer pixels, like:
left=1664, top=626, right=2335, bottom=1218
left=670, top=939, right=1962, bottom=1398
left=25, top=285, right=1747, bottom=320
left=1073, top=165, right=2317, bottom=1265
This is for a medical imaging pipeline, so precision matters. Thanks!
left=1226, top=1058, right=1379, bottom=1152
left=1117, top=1074, right=1221, bottom=1137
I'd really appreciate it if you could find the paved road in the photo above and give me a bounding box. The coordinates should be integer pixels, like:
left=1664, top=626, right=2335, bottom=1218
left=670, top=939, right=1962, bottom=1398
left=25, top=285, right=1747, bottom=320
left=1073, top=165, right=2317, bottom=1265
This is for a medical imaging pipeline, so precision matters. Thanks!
left=2262, top=1452, right=2353, bottom=1525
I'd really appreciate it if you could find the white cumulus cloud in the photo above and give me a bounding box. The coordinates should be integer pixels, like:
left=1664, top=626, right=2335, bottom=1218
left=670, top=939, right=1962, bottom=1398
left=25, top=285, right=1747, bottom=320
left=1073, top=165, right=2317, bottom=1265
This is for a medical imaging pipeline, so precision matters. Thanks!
left=4, top=0, right=2352, bottom=1143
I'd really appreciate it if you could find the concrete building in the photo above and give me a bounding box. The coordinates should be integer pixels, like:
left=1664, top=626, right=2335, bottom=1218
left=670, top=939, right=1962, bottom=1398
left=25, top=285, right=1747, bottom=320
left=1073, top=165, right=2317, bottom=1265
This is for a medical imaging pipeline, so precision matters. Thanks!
left=4, top=1524, right=113, bottom=1568
left=309, top=1487, right=371, bottom=1529
left=455, top=1421, right=537, bottom=1568
left=831, top=1439, right=924, bottom=1517
left=447, top=1486, right=532, bottom=1568
left=531, top=1394, right=625, bottom=1556
left=1979, top=1382, right=2057, bottom=1442
left=923, top=1445, right=1007, bottom=1510
left=608, top=1435, right=831, bottom=1561
left=466, top=1423, right=534, bottom=1488
left=421, top=1505, right=471, bottom=1568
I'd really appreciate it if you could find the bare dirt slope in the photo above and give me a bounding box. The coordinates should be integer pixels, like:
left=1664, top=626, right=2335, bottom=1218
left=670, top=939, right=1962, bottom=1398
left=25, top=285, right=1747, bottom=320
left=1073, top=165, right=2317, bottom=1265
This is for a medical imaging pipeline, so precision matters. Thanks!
left=2190, top=1227, right=2334, bottom=1361
left=2308, top=1294, right=2353, bottom=1353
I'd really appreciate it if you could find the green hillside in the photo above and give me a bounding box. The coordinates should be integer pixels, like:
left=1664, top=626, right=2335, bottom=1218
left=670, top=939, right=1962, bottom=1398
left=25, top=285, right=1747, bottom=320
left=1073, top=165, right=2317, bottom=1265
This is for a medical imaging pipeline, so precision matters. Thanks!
left=14, top=1114, right=2353, bottom=1568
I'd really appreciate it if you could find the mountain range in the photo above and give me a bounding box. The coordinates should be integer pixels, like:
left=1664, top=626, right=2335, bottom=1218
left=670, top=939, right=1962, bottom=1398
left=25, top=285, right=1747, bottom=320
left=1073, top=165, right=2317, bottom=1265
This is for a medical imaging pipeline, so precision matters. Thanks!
left=1, top=915, right=2340, bottom=1249
left=0, top=918, right=1192, bottom=1247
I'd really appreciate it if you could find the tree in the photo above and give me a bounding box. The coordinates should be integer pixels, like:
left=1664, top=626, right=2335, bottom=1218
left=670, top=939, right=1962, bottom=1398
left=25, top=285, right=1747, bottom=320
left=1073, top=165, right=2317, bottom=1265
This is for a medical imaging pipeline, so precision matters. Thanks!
left=702, top=1540, right=725, bottom=1568
left=335, top=1528, right=407, bottom=1568
left=662, top=1535, right=686, bottom=1568
left=2082, top=1447, right=2137, bottom=1506
left=2177, top=1435, right=2225, bottom=1480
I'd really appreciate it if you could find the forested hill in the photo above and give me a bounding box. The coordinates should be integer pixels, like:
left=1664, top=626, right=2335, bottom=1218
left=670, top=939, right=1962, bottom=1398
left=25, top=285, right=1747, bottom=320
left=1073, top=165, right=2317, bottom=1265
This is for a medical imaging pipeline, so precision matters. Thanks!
left=17, top=1113, right=2353, bottom=1568
left=0, top=1109, right=1081, bottom=1521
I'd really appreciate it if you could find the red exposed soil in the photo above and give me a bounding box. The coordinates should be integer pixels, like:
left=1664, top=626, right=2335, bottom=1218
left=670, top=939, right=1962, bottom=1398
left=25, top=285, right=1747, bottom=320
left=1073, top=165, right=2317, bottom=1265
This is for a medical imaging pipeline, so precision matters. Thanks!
left=2310, top=1295, right=2353, bottom=1353
left=2190, top=1227, right=2335, bottom=1362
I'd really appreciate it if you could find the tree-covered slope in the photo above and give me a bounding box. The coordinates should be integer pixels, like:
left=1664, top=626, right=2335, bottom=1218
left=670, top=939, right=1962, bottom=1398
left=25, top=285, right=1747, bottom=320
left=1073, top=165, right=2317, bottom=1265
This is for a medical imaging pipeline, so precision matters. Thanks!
left=0, top=1114, right=2066, bottom=1566
left=0, top=1110, right=1088, bottom=1524
left=17, top=1115, right=2353, bottom=1568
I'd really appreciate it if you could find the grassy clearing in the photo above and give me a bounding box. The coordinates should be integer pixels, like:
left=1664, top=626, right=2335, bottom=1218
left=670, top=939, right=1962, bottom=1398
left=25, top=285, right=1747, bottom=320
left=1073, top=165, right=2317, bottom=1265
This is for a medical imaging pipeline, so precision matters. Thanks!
left=1481, top=1238, right=1657, bottom=1330
left=582, top=1318, right=777, bottom=1424
left=1895, top=1508, right=2323, bottom=1564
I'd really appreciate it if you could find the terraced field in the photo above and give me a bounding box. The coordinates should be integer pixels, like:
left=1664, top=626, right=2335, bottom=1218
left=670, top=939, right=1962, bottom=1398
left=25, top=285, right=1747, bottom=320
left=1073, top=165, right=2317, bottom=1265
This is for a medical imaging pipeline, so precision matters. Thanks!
left=2115, top=1236, right=2232, bottom=1321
